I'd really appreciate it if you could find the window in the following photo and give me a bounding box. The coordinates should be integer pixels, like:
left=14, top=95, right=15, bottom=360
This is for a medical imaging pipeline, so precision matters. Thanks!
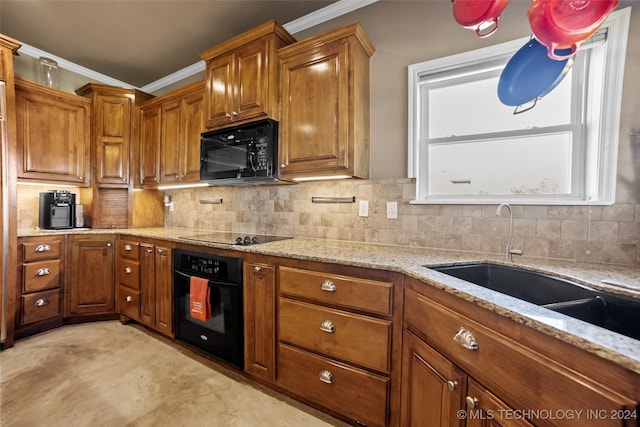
left=408, top=7, right=630, bottom=205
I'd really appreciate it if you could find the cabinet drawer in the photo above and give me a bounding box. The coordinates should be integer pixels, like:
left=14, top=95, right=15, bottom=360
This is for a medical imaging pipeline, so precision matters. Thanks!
left=118, top=240, right=140, bottom=260
left=404, top=288, right=636, bottom=426
left=21, top=289, right=61, bottom=324
left=279, top=266, right=392, bottom=316
left=22, top=239, right=63, bottom=261
left=277, top=343, right=389, bottom=427
left=23, top=260, right=61, bottom=292
left=279, top=297, right=391, bottom=373
left=118, top=285, right=141, bottom=320
left=117, top=258, right=140, bottom=290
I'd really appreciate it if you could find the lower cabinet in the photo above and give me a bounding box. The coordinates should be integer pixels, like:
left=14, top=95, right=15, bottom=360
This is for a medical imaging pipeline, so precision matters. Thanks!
left=117, top=237, right=173, bottom=337
left=66, top=234, right=116, bottom=316
left=243, top=261, right=276, bottom=382
left=402, top=281, right=638, bottom=427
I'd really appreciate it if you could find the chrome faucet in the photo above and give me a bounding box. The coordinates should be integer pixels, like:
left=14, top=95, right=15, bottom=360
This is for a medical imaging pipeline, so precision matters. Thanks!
left=495, top=203, right=523, bottom=262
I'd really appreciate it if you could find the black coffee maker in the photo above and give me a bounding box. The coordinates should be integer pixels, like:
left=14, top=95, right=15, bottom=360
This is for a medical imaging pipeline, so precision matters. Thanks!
left=39, top=191, right=76, bottom=229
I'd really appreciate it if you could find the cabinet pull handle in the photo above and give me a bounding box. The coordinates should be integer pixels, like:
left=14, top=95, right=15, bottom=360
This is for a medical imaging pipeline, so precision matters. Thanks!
left=35, top=268, right=50, bottom=276
left=447, top=380, right=458, bottom=391
left=466, top=396, right=479, bottom=409
left=35, top=244, right=51, bottom=252
left=225, top=112, right=231, bottom=118
left=320, top=280, right=336, bottom=292
left=126, top=295, right=132, bottom=303
left=157, top=248, right=164, bottom=254
left=35, top=298, right=50, bottom=307
left=319, top=320, right=336, bottom=333
left=146, top=248, right=153, bottom=253
left=318, top=370, right=334, bottom=384
left=254, top=266, right=262, bottom=272
left=124, top=244, right=132, bottom=251
left=231, top=111, right=238, bottom=116
left=124, top=267, right=132, bottom=274
left=453, top=327, right=479, bottom=350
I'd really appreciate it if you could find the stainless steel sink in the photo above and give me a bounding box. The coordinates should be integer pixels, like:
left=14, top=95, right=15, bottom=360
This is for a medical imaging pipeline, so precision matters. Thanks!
left=429, top=263, right=640, bottom=340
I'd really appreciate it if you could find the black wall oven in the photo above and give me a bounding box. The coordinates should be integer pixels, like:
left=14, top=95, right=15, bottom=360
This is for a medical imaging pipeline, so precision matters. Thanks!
left=173, top=249, right=244, bottom=369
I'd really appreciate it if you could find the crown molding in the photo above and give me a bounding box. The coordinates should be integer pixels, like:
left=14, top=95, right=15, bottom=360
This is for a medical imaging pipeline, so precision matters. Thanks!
left=17, top=0, right=379, bottom=92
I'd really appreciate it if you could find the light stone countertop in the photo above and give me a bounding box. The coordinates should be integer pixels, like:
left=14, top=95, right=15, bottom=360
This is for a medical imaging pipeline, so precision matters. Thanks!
left=19, top=227, right=640, bottom=374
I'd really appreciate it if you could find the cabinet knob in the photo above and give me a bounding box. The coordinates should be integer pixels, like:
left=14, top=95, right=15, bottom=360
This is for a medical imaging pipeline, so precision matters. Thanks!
left=453, top=327, right=479, bottom=350
left=107, top=243, right=113, bottom=247
left=318, top=370, right=335, bottom=384
left=319, top=320, right=336, bottom=333
left=124, top=244, right=132, bottom=251
left=447, top=380, right=459, bottom=392
left=34, top=244, right=51, bottom=252
left=320, top=280, right=337, bottom=292
left=124, top=267, right=132, bottom=274
left=466, top=396, right=479, bottom=410
left=280, top=163, right=286, bottom=169
left=34, top=298, right=50, bottom=307
left=126, top=295, right=132, bottom=303
left=146, top=248, right=153, bottom=253
left=78, top=176, right=84, bottom=180
left=35, top=268, right=50, bottom=276
left=254, top=266, right=262, bottom=272
left=157, top=248, right=164, bottom=254
left=225, top=112, right=231, bottom=118
left=231, top=111, right=238, bottom=116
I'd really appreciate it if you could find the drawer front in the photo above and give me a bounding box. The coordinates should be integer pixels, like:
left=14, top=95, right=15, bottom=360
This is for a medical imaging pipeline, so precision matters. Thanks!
left=404, top=288, right=636, bottom=427
left=23, top=260, right=61, bottom=292
left=279, top=297, right=391, bottom=373
left=277, top=343, right=389, bottom=427
left=279, top=266, right=392, bottom=315
left=21, top=289, right=61, bottom=324
left=118, top=240, right=140, bottom=261
left=118, top=285, right=141, bottom=320
left=22, top=239, right=63, bottom=261
left=117, top=258, right=140, bottom=290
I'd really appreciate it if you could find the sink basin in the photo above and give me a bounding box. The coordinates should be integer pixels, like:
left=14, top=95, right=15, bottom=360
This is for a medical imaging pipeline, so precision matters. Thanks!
left=429, top=263, right=640, bottom=340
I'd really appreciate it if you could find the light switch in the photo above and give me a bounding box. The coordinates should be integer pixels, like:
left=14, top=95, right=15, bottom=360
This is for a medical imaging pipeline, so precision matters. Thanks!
left=387, top=201, right=398, bottom=219
left=359, top=200, right=369, bottom=217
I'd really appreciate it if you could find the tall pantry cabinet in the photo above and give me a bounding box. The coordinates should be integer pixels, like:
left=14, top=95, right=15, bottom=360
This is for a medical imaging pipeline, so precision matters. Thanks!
left=0, top=34, right=20, bottom=350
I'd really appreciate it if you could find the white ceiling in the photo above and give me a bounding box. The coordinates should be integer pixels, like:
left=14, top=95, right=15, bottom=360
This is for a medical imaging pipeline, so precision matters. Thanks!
left=0, top=0, right=377, bottom=90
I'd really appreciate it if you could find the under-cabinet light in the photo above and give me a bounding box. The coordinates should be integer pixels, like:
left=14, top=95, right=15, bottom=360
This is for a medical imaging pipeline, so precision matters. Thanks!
left=311, top=196, right=356, bottom=203
left=293, top=175, right=351, bottom=182
left=18, top=181, right=79, bottom=188
left=157, top=182, right=209, bottom=190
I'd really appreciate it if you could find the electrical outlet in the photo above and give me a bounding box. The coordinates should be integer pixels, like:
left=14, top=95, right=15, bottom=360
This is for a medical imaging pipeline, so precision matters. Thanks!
left=359, top=200, right=369, bottom=217
left=387, top=201, right=398, bottom=219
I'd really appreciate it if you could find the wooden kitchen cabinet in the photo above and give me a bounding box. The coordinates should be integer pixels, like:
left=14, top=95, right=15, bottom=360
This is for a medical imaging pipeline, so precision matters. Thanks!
left=199, top=20, right=295, bottom=129
left=137, top=81, right=204, bottom=187
left=278, top=22, right=374, bottom=181
left=402, top=280, right=639, bottom=427
left=15, top=78, right=91, bottom=185
left=66, top=234, right=115, bottom=316
left=15, top=236, right=65, bottom=339
left=243, top=261, right=276, bottom=382
left=116, top=239, right=141, bottom=321
left=276, top=263, right=401, bottom=427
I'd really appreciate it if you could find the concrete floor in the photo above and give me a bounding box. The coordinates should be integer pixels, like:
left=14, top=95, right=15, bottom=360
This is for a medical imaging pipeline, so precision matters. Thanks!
left=0, top=321, right=350, bottom=427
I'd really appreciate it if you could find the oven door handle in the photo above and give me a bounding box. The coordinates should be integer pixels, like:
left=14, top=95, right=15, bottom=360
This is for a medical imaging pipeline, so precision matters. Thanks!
left=174, top=269, right=240, bottom=288
left=175, top=270, right=196, bottom=280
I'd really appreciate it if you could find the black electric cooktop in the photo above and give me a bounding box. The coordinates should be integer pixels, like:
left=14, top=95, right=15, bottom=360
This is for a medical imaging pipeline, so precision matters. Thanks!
left=180, top=232, right=291, bottom=246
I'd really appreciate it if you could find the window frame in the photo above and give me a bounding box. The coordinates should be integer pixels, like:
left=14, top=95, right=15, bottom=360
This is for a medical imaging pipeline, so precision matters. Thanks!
left=407, top=7, right=631, bottom=205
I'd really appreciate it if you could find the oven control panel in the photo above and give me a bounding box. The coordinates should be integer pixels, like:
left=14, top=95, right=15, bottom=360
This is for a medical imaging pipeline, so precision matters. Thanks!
left=175, top=251, right=243, bottom=283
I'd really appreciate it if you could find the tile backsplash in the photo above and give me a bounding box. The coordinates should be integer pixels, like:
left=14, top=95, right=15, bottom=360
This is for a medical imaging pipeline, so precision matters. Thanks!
left=165, top=178, right=640, bottom=266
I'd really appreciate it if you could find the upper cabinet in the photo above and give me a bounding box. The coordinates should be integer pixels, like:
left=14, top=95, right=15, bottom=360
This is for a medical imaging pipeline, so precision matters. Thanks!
left=200, top=20, right=295, bottom=129
left=278, top=23, right=374, bottom=181
left=138, top=80, right=205, bottom=187
left=15, top=78, right=91, bottom=186
left=76, top=84, right=153, bottom=187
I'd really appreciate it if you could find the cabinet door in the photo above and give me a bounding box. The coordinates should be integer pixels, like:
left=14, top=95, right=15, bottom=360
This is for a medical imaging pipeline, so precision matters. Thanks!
left=180, top=89, right=204, bottom=183
left=400, top=331, right=466, bottom=427
left=159, top=100, right=182, bottom=183
left=139, top=105, right=161, bottom=187
left=204, top=53, right=234, bottom=127
left=466, top=379, right=535, bottom=427
left=67, top=235, right=115, bottom=316
left=15, top=80, right=90, bottom=185
left=94, top=94, right=131, bottom=185
left=279, top=39, right=349, bottom=177
left=234, top=39, right=268, bottom=122
left=140, top=243, right=155, bottom=327
left=243, top=262, right=276, bottom=382
left=154, top=246, right=172, bottom=337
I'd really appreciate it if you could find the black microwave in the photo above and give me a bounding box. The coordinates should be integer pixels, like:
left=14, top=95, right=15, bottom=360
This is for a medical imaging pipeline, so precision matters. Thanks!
left=200, top=119, right=280, bottom=185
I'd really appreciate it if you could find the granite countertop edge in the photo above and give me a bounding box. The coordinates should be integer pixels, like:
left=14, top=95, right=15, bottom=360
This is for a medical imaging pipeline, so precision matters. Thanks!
left=19, top=227, right=640, bottom=374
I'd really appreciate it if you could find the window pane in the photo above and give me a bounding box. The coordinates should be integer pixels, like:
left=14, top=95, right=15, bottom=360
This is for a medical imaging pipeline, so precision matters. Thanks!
left=426, top=70, right=574, bottom=138
left=428, top=133, right=573, bottom=195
